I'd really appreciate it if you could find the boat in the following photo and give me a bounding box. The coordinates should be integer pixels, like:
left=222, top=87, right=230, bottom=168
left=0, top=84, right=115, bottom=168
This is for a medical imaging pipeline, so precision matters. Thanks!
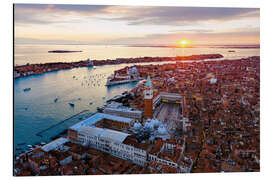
left=27, top=145, right=33, bottom=148
left=122, top=91, right=128, bottom=95
left=106, top=76, right=143, bottom=86
left=40, top=142, right=46, bottom=145
left=23, top=88, right=31, bottom=92
left=69, top=103, right=75, bottom=107
left=97, top=107, right=104, bottom=112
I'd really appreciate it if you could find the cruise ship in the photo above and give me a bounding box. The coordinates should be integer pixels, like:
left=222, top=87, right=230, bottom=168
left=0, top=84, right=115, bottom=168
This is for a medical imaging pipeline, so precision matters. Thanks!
left=106, top=66, right=143, bottom=86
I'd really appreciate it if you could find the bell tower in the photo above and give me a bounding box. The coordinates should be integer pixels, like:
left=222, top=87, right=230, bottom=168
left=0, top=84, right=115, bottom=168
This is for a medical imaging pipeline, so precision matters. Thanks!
left=144, top=75, right=153, bottom=119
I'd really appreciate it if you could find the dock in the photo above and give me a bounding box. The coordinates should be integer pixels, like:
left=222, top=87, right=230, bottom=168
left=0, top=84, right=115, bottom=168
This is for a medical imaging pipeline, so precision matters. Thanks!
left=36, top=110, right=90, bottom=137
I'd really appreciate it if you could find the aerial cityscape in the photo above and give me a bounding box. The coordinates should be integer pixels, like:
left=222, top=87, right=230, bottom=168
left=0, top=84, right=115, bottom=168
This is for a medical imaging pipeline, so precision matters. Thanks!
left=13, top=4, right=260, bottom=176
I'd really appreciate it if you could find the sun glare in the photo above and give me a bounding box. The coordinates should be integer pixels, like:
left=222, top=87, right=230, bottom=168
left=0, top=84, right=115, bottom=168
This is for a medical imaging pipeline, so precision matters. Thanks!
left=180, top=40, right=188, bottom=45
left=177, top=39, right=193, bottom=47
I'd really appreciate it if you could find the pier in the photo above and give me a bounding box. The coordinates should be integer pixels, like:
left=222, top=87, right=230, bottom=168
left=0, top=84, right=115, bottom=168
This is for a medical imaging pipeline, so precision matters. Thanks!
left=36, top=110, right=91, bottom=137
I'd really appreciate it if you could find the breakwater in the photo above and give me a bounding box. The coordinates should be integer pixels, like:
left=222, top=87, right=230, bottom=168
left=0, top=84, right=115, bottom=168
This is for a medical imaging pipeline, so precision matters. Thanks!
left=36, top=110, right=90, bottom=137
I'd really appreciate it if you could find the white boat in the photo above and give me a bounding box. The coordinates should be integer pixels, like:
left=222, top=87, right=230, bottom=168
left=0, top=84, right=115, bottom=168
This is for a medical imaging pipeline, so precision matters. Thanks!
left=41, top=142, right=46, bottom=145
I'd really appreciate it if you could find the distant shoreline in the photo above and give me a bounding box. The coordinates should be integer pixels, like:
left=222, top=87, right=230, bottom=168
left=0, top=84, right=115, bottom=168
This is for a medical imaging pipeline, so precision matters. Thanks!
left=14, top=54, right=224, bottom=79
left=128, top=45, right=260, bottom=49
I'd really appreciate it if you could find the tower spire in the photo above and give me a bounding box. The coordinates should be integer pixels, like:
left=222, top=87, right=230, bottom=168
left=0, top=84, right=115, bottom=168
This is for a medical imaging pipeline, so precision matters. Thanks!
left=145, top=75, right=152, bottom=88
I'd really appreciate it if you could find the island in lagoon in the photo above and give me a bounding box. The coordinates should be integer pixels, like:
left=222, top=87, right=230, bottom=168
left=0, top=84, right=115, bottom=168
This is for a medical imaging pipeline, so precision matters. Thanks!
left=48, top=50, right=83, bottom=53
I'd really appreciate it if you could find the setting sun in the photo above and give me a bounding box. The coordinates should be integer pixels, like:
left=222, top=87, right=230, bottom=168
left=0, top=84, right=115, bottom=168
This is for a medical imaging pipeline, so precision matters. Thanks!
left=179, top=40, right=188, bottom=45
left=177, top=39, right=193, bottom=47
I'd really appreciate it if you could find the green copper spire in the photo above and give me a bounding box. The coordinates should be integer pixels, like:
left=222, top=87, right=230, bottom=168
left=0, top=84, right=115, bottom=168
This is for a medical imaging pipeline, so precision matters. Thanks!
left=145, top=75, right=152, bottom=88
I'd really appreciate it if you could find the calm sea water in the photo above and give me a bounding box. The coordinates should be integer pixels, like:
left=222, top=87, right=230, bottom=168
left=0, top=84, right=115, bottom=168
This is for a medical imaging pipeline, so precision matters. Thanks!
left=14, top=44, right=259, bottom=65
left=14, top=44, right=259, bottom=155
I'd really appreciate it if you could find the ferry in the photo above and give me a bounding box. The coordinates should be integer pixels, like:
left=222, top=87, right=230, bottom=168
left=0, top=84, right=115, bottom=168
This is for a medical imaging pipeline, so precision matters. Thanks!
left=106, top=66, right=143, bottom=86
left=106, top=76, right=143, bottom=86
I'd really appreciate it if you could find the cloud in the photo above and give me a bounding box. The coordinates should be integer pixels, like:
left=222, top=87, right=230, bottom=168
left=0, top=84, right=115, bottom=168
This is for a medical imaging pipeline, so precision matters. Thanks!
left=104, top=30, right=260, bottom=45
left=101, top=6, right=260, bottom=26
left=169, top=29, right=215, bottom=33
left=168, top=26, right=260, bottom=34
left=14, top=4, right=112, bottom=25
left=14, top=4, right=259, bottom=26
left=15, top=28, right=260, bottom=45
left=14, top=4, right=260, bottom=45
left=14, top=37, right=81, bottom=45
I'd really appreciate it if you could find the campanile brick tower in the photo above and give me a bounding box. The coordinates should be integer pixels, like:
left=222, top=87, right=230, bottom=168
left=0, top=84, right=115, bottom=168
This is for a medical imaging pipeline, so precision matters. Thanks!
left=144, top=75, right=153, bottom=119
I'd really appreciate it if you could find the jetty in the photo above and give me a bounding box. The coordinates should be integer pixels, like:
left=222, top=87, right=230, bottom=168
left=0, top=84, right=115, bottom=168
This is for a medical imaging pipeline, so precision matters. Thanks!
left=35, top=110, right=90, bottom=137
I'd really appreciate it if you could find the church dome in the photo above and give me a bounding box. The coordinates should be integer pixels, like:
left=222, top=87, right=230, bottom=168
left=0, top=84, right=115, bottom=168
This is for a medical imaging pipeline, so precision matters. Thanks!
left=144, top=119, right=154, bottom=131
left=133, top=121, right=142, bottom=130
left=152, top=118, right=160, bottom=128
left=157, top=125, right=167, bottom=135
left=210, top=78, right=217, bottom=84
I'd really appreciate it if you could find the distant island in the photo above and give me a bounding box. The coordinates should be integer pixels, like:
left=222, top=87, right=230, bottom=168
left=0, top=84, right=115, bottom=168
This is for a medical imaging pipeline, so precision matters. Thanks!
left=48, top=50, right=83, bottom=53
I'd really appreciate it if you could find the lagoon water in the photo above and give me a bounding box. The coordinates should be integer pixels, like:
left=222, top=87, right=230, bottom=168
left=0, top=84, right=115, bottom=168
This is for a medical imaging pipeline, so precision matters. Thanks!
left=14, top=44, right=259, bottom=65
left=14, top=44, right=259, bottom=154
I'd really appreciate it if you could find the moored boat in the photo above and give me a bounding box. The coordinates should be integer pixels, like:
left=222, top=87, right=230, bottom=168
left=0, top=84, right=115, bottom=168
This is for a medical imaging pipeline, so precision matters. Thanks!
left=23, top=88, right=31, bottom=92
left=69, top=103, right=75, bottom=107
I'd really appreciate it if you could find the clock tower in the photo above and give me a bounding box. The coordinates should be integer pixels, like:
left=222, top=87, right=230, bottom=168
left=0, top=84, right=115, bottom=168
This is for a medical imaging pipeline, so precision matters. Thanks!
left=144, top=75, right=153, bottom=119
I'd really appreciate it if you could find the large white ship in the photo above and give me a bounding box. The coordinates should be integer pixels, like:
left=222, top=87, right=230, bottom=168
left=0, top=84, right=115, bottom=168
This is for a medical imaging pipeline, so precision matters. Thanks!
left=106, top=66, right=143, bottom=86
